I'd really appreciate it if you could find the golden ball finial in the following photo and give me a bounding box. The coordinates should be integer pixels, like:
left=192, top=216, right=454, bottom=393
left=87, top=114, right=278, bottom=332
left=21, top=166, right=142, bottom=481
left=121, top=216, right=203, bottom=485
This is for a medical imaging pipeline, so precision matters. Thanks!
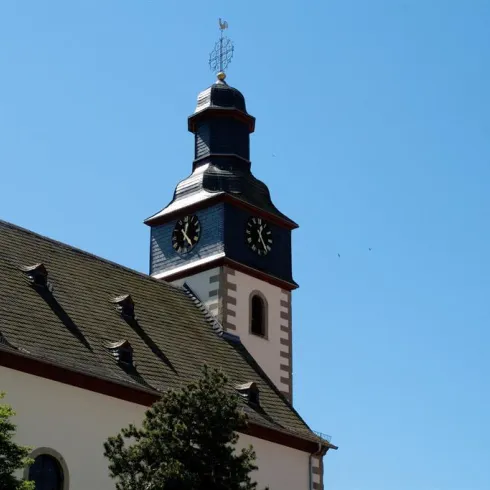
left=217, top=71, right=226, bottom=81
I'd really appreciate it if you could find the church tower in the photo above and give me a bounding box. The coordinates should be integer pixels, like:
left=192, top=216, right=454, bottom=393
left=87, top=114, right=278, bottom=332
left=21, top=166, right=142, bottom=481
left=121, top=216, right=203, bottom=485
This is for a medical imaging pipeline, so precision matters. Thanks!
left=145, top=24, right=298, bottom=401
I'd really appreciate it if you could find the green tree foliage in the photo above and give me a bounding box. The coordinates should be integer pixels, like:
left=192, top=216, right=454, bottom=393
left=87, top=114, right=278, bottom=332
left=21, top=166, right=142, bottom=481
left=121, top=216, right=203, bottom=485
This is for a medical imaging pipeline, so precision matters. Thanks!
left=104, top=366, right=266, bottom=490
left=0, top=393, right=34, bottom=490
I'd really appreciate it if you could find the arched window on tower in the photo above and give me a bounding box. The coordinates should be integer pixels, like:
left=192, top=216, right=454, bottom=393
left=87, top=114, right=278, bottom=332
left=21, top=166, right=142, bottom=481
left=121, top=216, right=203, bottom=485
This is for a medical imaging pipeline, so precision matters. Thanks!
left=250, top=293, right=267, bottom=337
left=28, top=452, right=65, bottom=490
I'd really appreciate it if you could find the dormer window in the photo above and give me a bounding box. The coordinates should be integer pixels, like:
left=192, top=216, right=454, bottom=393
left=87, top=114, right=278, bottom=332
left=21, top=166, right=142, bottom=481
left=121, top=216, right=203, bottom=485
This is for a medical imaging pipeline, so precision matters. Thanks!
left=105, top=340, right=133, bottom=365
left=21, top=263, right=51, bottom=290
left=112, top=294, right=135, bottom=320
left=236, top=382, right=260, bottom=406
left=250, top=293, right=267, bottom=337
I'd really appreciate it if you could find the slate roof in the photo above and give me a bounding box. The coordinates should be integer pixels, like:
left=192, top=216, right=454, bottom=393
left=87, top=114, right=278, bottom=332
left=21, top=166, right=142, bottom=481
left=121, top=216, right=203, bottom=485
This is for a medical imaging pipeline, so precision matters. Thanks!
left=144, top=79, right=298, bottom=229
left=0, top=220, right=329, bottom=448
left=144, top=164, right=298, bottom=229
left=193, top=79, right=249, bottom=114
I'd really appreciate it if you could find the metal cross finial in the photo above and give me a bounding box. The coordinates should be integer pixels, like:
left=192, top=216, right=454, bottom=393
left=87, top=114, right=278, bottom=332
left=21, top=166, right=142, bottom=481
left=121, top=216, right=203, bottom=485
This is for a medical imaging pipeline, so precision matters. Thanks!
left=209, top=18, right=234, bottom=80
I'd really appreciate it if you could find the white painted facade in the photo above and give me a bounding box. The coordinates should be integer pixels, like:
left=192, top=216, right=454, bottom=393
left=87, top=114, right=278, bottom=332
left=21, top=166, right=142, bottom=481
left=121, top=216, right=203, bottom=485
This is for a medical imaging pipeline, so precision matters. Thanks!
left=2, top=366, right=310, bottom=490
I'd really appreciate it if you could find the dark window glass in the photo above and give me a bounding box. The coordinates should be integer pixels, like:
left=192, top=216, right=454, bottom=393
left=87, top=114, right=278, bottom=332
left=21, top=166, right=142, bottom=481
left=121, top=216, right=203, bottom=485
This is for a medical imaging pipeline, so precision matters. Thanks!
left=249, top=388, right=260, bottom=405
left=28, top=454, right=63, bottom=490
left=251, top=295, right=266, bottom=336
left=118, top=347, right=133, bottom=365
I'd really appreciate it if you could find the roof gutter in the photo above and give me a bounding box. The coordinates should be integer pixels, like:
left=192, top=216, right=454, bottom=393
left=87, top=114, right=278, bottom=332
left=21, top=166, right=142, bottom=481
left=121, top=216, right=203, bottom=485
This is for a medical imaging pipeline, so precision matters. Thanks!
left=309, top=441, right=323, bottom=490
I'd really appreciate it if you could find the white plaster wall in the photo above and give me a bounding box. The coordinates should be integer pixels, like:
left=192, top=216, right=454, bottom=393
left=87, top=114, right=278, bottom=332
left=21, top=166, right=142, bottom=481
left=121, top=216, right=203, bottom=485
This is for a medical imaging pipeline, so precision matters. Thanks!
left=1, top=367, right=309, bottom=490
left=236, top=433, right=310, bottom=490
left=171, top=266, right=220, bottom=310
left=1, top=367, right=145, bottom=489
left=226, top=269, right=291, bottom=394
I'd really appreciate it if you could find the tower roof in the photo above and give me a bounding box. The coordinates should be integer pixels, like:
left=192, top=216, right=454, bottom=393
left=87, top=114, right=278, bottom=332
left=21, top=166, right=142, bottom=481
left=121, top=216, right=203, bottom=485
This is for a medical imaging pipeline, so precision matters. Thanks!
left=194, top=78, right=247, bottom=114
left=145, top=77, right=296, bottom=229
left=188, top=78, right=255, bottom=134
left=146, top=16, right=296, bottom=228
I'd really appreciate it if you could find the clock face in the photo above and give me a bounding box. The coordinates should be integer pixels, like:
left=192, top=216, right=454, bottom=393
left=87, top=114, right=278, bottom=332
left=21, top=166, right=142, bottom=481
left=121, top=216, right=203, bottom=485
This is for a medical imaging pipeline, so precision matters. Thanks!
left=172, top=215, right=201, bottom=254
left=246, top=216, right=273, bottom=256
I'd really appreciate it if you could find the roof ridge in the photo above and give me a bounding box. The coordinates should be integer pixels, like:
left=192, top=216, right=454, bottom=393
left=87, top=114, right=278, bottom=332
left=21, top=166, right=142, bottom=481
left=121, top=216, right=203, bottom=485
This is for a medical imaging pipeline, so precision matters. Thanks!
left=182, top=283, right=224, bottom=336
left=0, top=219, right=180, bottom=293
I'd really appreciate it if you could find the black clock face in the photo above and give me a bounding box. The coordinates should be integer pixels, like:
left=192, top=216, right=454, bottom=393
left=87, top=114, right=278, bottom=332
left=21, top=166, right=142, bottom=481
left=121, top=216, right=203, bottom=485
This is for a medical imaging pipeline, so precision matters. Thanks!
left=246, top=216, right=273, bottom=256
left=172, top=215, right=201, bottom=254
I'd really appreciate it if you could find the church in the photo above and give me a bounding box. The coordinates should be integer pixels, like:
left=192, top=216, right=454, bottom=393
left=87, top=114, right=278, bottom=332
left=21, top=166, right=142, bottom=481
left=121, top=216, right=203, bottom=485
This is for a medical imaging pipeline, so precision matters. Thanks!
left=0, top=26, right=336, bottom=490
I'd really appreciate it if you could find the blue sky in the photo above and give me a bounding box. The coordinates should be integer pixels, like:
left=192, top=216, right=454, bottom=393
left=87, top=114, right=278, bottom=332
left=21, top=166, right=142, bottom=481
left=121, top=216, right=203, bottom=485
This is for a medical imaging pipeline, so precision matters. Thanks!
left=1, top=1, right=490, bottom=489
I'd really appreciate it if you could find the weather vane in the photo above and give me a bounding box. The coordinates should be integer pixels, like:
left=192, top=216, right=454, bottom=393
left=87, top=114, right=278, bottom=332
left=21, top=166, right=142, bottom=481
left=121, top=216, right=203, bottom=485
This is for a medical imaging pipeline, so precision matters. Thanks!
left=209, top=18, right=234, bottom=81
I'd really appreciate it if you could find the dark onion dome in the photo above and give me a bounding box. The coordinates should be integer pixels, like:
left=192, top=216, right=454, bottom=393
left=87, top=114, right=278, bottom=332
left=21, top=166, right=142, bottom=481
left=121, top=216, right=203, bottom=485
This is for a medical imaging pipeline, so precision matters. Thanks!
left=194, top=78, right=248, bottom=114
left=145, top=78, right=296, bottom=229
left=188, top=78, right=255, bottom=134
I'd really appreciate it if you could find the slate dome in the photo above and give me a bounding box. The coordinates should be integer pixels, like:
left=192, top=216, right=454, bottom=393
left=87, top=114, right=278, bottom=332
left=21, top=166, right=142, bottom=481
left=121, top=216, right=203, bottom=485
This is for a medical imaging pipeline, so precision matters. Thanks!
left=194, top=79, right=248, bottom=115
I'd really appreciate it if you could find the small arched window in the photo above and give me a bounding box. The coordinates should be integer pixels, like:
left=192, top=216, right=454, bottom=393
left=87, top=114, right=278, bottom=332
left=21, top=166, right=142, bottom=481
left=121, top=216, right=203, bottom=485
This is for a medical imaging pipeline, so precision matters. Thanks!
left=250, top=293, right=267, bottom=337
left=28, top=454, right=64, bottom=490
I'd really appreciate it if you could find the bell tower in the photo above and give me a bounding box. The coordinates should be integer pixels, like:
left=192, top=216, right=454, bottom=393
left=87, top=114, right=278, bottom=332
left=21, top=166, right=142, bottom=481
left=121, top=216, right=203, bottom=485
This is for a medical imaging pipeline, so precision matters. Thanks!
left=144, top=22, right=298, bottom=401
